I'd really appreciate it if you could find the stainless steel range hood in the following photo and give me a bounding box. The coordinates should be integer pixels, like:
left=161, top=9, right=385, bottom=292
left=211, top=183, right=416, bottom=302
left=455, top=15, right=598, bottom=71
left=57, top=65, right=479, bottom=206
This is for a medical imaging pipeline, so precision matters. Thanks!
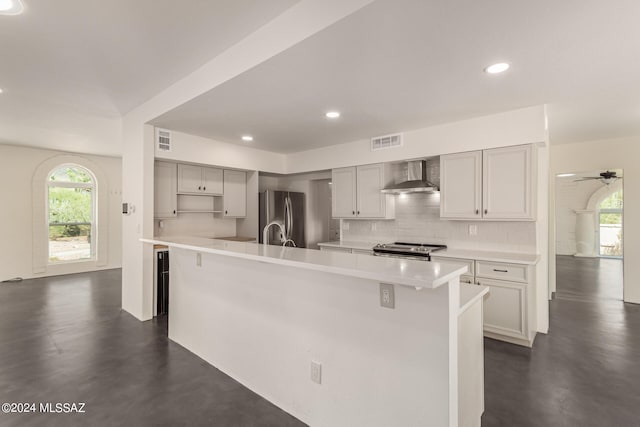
left=381, top=160, right=439, bottom=194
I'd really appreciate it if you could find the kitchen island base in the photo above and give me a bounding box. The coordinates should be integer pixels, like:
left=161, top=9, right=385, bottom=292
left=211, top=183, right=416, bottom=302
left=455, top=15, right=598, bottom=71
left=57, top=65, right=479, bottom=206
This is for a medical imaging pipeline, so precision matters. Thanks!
left=145, top=238, right=486, bottom=427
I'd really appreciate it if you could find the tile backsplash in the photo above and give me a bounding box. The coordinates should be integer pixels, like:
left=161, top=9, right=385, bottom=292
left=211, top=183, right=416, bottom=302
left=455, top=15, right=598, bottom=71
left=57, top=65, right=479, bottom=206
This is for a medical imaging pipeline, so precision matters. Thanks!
left=342, top=193, right=536, bottom=253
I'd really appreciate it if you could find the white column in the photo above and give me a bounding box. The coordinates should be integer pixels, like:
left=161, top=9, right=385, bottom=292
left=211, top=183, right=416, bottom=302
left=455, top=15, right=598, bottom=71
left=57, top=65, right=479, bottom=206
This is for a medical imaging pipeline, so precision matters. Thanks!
left=121, top=121, right=155, bottom=320
left=574, top=209, right=596, bottom=257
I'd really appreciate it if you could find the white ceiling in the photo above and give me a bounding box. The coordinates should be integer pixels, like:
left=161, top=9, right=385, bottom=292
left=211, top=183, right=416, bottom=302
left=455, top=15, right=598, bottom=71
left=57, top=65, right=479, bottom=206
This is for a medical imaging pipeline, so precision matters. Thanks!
left=3, top=1, right=640, bottom=156
left=151, top=0, right=640, bottom=153
left=0, top=0, right=299, bottom=154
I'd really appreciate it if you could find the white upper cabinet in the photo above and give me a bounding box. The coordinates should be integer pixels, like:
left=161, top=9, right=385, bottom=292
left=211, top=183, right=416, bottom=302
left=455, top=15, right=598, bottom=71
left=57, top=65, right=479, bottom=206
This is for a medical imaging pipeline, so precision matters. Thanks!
left=177, top=164, right=223, bottom=195
left=440, top=151, right=482, bottom=219
left=356, top=164, right=387, bottom=218
left=440, top=144, right=535, bottom=221
left=483, top=145, right=534, bottom=220
left=223, top=170, right=246, bottom=217
left=202, top=166, right=224, bottom=195
left=332, top=167, right=357, bottom=218
left=332, top=163, right=394, bottom=219
left=177, top=164, right=202, bottom=193
left=154, top=161, right=177, bottom=219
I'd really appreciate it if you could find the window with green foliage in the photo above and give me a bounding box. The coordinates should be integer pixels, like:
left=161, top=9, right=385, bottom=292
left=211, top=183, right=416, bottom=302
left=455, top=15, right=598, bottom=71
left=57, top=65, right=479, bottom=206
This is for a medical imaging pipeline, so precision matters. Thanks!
left=598, top=189, right=622, bottom=257
left=48, top=165, right=96, bottom=262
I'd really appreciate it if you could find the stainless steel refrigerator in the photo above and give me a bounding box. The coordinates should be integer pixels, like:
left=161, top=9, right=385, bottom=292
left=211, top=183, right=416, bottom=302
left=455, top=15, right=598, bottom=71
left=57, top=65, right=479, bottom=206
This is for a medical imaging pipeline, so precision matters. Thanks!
left=259, top=190, right=306, bottom=247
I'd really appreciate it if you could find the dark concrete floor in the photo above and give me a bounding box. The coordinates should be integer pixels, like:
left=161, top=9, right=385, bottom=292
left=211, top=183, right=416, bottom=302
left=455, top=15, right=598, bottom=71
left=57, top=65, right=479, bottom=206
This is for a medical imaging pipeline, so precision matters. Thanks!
left=482, top=255, right=640, bottom=427
left=0, top=270, right=304, bottom=427
left=2, top=258, right=639, bottom=426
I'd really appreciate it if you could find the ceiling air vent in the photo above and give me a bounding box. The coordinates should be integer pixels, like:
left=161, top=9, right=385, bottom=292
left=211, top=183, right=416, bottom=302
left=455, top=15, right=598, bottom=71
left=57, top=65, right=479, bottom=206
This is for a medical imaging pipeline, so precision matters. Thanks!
left=156, top=128, right=171, bottom=152
left=371, top=133, right=403, bottom=151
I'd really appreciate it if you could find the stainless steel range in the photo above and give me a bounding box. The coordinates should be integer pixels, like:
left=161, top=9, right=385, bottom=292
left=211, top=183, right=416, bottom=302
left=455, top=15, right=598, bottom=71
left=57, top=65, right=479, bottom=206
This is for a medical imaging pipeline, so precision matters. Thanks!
left=373, top=242, right=446, bottom=261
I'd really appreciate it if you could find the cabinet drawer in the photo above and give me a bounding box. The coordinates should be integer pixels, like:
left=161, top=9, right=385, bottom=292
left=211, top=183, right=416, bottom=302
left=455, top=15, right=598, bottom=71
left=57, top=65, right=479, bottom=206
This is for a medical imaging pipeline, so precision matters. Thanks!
left=476, top=261, right=528, bottom=283
left=431, top=257, right=475, bottom=277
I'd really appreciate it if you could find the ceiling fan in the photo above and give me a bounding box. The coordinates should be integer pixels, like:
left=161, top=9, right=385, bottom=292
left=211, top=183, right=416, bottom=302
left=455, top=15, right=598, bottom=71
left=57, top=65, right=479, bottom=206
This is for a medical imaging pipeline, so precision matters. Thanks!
left=574, top=170, right=621, bottom=185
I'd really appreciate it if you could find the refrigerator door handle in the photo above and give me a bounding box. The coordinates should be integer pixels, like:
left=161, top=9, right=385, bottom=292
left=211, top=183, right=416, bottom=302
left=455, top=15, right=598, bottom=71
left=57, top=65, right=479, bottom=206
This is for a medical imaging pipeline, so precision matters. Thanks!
left=288, top=197, right=294, bottom=239
left=284, top=196, right=292, bottom=239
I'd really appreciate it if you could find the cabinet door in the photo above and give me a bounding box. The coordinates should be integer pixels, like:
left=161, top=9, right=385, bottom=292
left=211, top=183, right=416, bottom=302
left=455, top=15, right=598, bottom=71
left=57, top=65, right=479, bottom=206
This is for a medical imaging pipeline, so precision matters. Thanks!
left=201, top=166, right=223, bottom=195
left=477, top=278, right=527, bottom=340
left=483, top=145, right=534, bottom=220
left=177, top=164, right=204, bottom=193
left=440, top=151, right=482, bottom=219
left=223, top=170, right=246, bottom=217
left=154, top=162, right=177, bottom=218
left=356, top=164, right=386, bottom=218
left=331, top=167, right=357, bottom=218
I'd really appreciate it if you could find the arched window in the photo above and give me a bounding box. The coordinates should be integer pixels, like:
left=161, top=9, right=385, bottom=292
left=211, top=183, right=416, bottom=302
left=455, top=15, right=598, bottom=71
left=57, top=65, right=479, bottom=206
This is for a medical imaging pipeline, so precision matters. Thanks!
left=598, top=189, right=623, bottom=257
left=47, top=165, right=96, bottom=263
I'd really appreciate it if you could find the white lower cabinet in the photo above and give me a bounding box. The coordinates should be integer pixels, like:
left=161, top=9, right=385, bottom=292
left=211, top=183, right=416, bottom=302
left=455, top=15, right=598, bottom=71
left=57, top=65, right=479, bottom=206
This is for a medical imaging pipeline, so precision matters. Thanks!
left=476, top=278, right=527, bottom=340
left=476, top=260, right=535, bottom=347
left=432, top=256, right=536, bottom=347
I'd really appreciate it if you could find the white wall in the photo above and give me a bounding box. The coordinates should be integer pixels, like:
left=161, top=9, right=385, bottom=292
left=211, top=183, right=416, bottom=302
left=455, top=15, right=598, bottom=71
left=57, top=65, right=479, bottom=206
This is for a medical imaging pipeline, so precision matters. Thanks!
left=156, top=130, right=286, bottom=174
left=0, top=144, right=122, bottom=281
left=555, top=178, right=602, bottom=255
left=286, top=106, right=547, bottom=173
left=550, top=136, right=639, bottom=303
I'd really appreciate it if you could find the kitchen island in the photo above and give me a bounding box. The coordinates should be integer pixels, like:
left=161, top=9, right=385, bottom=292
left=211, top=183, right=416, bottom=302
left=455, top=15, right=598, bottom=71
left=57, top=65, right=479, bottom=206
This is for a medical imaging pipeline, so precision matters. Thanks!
left=141, top=236, right=487, bottom=427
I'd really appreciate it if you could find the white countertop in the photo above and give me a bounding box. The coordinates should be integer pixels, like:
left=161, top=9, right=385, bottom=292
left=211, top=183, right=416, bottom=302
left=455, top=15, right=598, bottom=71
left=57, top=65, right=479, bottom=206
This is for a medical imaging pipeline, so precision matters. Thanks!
left=431, top=249, right=540, bottom=265
left=142, top=236, right=467, bottom=289
left=317, top=240, right=378, bottom=251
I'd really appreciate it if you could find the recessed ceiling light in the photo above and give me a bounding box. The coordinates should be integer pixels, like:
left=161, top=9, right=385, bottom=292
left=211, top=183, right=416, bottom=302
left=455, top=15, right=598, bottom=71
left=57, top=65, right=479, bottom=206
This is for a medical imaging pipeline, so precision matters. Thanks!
left=0, top=88, right=3, bottom=94
left=241, top=135, right=253, bottom=142
left=0, top=0, right=25, bottom=15
left=325, top=111, right=341, bottom=119
left=556, top=173, right=575, bottom=177
left=484, top=62, right=510, bottom=74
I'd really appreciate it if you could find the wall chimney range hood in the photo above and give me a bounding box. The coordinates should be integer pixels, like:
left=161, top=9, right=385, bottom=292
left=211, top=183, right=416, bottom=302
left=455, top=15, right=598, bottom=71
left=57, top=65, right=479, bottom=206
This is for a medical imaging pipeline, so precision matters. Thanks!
left=381, top=160, right=439, bottom=194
